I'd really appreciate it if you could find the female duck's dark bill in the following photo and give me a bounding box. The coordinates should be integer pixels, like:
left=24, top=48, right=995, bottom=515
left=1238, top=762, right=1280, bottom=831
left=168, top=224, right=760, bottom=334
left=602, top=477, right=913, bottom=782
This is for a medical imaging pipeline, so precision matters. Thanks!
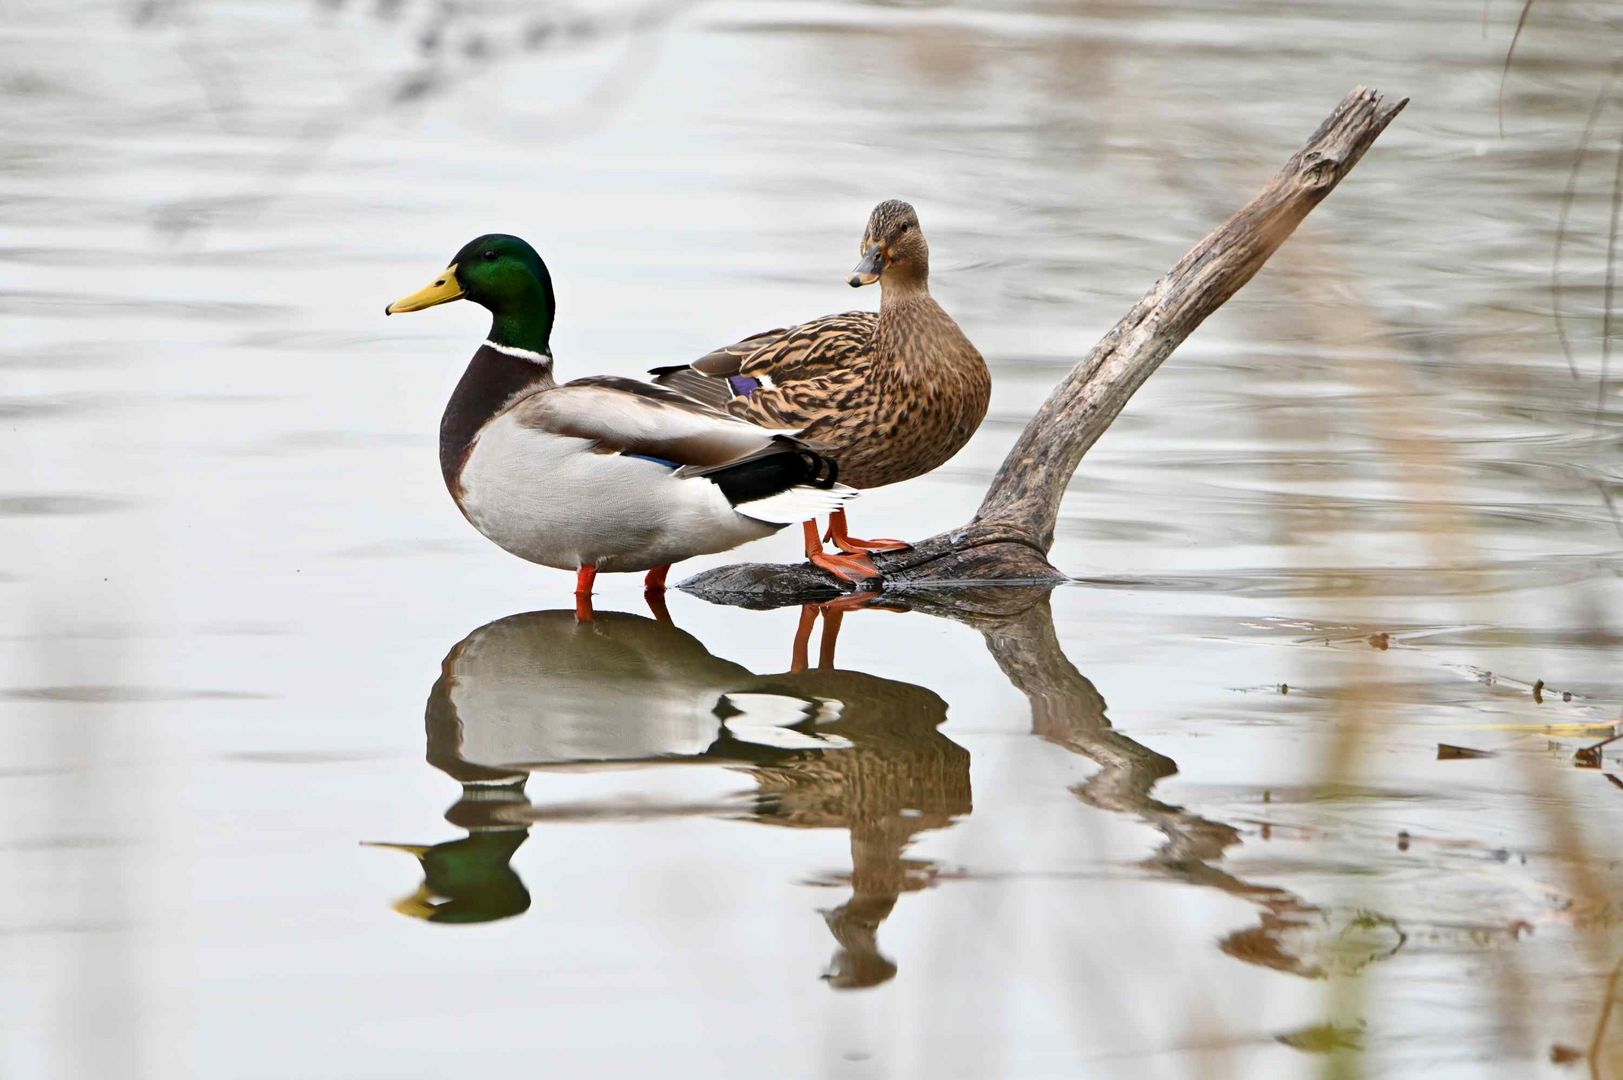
left=386, top=265, right=465, bottom=315
left=848, top=246, right=883, bottom=288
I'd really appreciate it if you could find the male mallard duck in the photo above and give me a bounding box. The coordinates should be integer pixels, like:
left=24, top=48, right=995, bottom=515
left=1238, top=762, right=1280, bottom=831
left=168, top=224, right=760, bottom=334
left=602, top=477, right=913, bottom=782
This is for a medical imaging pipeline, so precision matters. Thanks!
left=651, top=200, right=991, bottom=582
left=384, top=234, right=855, bottom=603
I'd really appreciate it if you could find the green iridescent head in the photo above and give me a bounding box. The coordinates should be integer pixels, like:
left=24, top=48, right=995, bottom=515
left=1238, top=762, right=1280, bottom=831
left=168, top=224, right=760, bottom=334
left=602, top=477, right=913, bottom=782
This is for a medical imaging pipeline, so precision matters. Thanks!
left=385, top=233, right=556, bottom=353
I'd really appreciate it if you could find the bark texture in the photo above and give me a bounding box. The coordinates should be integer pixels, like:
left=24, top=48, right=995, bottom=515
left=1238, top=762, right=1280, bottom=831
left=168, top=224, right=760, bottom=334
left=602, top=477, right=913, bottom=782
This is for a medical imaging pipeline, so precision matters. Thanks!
left=684, top=86, right=1406, bottom=606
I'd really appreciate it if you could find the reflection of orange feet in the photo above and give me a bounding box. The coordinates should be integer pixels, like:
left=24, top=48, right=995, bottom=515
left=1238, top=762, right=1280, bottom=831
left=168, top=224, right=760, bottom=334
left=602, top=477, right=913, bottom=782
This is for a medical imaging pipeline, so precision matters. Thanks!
left=825, top=508, right=911, bottom=554
left=644, top=588, right=671, bottom=623
left=809, top=551, right=882, bottom=584
left=790, top=595, right=898, bottom=672
left=574, top=564, right=597, bottom=623
left=790, top=604, right=817, bottom=673
left=818, top=592, right=890, bottom=613
left=818, top=608, right=845, bottom=670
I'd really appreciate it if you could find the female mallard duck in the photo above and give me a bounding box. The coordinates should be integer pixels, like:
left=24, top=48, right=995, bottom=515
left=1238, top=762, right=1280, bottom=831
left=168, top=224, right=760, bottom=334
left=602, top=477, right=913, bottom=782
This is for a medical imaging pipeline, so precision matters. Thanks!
left=651, top=200, right=991, bottom=582
left=385, top=234, right=854, bottom=603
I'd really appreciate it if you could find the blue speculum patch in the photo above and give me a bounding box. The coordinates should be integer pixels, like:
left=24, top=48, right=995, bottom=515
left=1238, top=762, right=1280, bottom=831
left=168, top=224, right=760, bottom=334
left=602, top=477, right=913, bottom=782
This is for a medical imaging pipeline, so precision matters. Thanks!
left=623, top=452, right=681, bottom=469
left=727, top=376, right=761, bottom=397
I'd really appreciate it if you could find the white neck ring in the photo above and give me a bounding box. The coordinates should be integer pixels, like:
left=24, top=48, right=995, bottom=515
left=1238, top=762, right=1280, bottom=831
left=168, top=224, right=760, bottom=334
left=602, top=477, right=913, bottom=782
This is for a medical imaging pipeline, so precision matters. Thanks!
left=483, top=340, right=552, bottom=365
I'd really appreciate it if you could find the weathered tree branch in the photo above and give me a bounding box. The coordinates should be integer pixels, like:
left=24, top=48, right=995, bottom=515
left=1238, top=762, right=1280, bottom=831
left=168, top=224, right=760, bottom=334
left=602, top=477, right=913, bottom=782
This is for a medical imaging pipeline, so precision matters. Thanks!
left=684, top=86, right=1406, bottom=606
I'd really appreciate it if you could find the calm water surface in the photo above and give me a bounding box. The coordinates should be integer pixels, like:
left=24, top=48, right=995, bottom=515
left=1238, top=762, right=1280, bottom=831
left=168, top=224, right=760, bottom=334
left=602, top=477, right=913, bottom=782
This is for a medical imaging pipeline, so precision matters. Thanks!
left=3, top=1, right=1621, bottom=1077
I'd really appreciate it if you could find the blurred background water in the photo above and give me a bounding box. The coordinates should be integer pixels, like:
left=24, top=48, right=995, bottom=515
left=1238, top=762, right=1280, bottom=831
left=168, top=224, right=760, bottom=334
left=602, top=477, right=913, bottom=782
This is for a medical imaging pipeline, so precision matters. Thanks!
left=2, top=1, right=1621, bottom=1077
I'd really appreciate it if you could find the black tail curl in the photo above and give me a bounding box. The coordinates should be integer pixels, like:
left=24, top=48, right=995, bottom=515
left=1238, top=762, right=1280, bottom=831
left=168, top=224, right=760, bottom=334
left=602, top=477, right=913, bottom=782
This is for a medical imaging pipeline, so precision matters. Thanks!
left=709, top=441, right=841, bottom=507
left=796, top=446, right=840, bottom=489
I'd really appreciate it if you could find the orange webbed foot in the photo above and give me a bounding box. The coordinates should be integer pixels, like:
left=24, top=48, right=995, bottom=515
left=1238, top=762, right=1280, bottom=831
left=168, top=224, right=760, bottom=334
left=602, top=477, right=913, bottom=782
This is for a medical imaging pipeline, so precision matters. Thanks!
left=808, top=550, right=882, bottom=585
left=827, top=533, right=912, bottom=554
left=823, top=508, right=912, bottom=555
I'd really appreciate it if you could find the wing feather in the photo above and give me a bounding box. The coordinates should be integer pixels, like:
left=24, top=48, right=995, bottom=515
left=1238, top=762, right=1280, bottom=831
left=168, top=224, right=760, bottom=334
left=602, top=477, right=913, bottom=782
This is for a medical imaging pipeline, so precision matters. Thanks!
left=651, top=312, right=877, bottom=389
left=734, top=312, right=875, bottom=382
left=691, top=328, right=791, bottom=376
left=512, top=378, right=792, bottom=470
left=645, top=366, right=736, bottom=410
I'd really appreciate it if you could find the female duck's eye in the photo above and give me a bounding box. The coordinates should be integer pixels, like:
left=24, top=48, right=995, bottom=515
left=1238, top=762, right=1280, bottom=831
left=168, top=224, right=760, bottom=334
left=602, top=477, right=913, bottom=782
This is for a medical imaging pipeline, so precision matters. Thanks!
left=482, top=250, right=498, bottom=261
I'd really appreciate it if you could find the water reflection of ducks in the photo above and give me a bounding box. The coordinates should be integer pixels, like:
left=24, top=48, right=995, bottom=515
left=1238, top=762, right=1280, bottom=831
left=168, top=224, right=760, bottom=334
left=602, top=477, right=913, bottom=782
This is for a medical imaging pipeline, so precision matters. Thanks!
left=743, top=664, right=967, bottom=987
left=371, top=607, right=970, bottom=986
left=365, top=646, right=538, bottom=925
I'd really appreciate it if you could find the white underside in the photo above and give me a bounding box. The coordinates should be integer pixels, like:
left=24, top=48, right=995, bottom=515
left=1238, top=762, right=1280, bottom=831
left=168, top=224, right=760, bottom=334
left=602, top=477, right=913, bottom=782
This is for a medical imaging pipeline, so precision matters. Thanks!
left=458, top=410, right=847, bottom=572
left=446, top=616, right=853, bottom=767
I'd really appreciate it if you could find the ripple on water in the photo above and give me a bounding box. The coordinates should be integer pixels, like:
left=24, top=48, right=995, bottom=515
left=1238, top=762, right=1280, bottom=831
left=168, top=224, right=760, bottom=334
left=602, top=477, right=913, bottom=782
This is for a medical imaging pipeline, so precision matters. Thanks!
left=0, top=394, right=118, bottom=420
left=1075, top=553, right=1622, bottom=598
left=1, top=686, right=273, bottom=702
left=0, top=494, right=134, bottom=516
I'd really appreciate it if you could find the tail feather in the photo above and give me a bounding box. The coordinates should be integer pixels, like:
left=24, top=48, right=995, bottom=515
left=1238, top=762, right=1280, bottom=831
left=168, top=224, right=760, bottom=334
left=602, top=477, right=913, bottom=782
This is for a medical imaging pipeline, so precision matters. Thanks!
left=684, top=436, right=838, bottom=502
left=675, top=431, right=848, bottom=524
left=672, top=435, right=814, bottom=484
left=734, top=482, right=857, bottom=526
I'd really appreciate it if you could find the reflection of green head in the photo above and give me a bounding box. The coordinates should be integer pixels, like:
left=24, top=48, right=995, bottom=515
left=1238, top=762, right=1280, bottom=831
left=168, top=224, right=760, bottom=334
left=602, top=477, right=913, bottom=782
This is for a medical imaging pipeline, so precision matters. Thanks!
left=372, top=830, right=531, bottom=924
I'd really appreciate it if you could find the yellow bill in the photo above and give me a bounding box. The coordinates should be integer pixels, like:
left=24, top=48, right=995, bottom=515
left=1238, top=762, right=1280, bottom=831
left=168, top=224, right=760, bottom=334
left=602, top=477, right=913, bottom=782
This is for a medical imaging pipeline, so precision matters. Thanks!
left=385, top=264, right=463, bottom=314
left=361, top=841, right=431, bottom=857
left=391, top=883, right=439, bottom=920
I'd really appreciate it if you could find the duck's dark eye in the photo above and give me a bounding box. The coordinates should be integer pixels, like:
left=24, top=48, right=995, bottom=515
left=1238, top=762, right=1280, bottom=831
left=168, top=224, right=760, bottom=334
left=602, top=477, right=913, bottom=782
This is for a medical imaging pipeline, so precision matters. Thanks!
left=482, top=250, right=498, bottom=261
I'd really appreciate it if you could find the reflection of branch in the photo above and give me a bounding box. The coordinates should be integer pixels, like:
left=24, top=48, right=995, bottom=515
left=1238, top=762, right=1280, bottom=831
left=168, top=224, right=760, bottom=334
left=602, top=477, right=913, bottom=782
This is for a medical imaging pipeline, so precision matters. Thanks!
left=1591, top=955, right=1623, bottom=1076
left=677, top=584, right=1418, bottom=978
left=973, top=594, right=1369, bottom=979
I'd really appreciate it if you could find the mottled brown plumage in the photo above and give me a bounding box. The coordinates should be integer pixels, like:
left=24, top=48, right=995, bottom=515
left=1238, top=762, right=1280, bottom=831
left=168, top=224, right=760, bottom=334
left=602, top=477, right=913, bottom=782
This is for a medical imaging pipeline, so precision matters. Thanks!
left=655, top=200, right=991, bottom=491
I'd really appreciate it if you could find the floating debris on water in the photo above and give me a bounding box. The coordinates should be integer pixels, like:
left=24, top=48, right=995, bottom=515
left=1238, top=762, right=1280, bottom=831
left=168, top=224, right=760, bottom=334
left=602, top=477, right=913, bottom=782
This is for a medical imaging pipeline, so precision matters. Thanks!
left=1276, top=1021, right=1366, bottom=1054
left=1549, top=1043, right=1585, bottom=1066
left=1575, top=732, right=1622, bottom=769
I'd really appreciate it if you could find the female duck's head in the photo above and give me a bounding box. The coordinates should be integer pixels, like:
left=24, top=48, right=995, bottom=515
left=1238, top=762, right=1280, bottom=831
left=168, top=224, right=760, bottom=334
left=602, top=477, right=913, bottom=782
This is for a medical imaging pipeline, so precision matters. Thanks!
left=849, top=199, right=928, bottom=290
left=385, top=233, right=556, bottom=354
